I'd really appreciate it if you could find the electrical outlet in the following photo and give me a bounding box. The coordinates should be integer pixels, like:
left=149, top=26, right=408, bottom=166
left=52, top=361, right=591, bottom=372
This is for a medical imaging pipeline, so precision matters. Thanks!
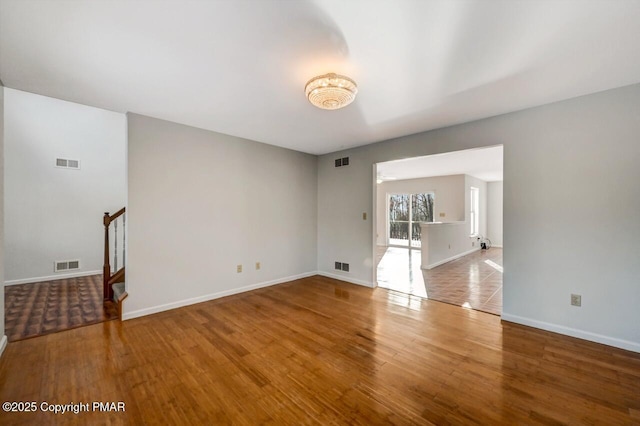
left=255, top=262, right=260, bottom=270
left=362, top=212, right=367, bottom=220
left=571, top=294, right=581, bottom=307
left=472, top=242, right=475, bottom=247
left=237, top=264, right=242, bottom=273
left=439, top=212, right=445, bottom=217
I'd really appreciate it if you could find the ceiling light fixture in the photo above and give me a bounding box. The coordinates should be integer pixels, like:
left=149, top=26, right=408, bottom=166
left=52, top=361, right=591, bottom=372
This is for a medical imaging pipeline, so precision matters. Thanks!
left=305, top=73, right=358, bottom=110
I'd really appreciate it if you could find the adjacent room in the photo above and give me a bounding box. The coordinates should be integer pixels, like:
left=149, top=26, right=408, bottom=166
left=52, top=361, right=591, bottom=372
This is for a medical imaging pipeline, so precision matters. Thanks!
left=3, top=89, right=127, bottom=341
left=375, top=146, right=504, bottom=315
left=0, top=0, right=639, bottom=424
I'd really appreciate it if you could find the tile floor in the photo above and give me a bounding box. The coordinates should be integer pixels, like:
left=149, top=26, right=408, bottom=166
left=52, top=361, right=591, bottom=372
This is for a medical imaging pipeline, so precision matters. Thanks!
left=376, top=246, right=503, bottom=315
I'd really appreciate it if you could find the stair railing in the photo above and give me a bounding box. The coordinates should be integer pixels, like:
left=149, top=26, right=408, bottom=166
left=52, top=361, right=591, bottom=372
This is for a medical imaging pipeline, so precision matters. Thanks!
left=103, top=207, right=126, bottom=301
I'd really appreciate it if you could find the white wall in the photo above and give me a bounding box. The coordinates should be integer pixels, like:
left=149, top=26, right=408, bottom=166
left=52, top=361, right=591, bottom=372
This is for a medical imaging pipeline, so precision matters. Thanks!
left=317, top=83, right=640, bottom=352
left=487, top=181, right=503, bottom=247
left=0, top=83, right=6, bottom=354
left=375, top=174, right=465, bottom=245
left=3, top=89, right=127, bottom=284
left=421, top=222, right=478, bottom=269
left=125, top=113, right=317, bottom=319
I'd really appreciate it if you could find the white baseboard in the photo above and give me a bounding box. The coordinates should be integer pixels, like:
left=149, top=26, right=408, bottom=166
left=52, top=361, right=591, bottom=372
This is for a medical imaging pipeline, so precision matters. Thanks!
left=491, top=245, right=503, bottom=248
left=0, top=335, right=7, bottom=358
left=422, top=247, right=480, bottom=270
left=122, top=271, right=318, bottom=321
left=501, top=313, right=640, bottom=353
left=317, top=271, right=374, bottom=288
left=5, top=270, right=102, bottom=286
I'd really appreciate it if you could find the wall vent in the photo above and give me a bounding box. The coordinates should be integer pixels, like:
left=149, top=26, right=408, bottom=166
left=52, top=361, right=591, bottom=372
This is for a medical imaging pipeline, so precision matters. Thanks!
left=334, top=157, right=350, bottom=167
left=55, top=158, right=81, bottom=170
left=334, top=261, right=349, bottom=272
left=55, top=260, right=81, bottom=272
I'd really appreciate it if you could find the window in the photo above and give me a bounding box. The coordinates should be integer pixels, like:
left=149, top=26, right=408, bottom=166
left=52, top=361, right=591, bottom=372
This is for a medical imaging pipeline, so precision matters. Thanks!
left=470, top=187, right=479, bottom=236
left=389, top=192, right=434, bottom=247
left=389, top=194, right=410, bottom=246
left=411, top=193, right=434, bottom=243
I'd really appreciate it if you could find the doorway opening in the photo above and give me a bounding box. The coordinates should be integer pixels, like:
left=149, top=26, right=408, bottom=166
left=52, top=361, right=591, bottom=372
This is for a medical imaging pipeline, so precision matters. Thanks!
left=373, top=146, right=504, bottom=315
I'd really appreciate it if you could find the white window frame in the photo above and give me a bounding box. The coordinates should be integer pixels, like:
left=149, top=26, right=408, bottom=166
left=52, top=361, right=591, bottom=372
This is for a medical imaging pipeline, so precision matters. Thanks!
left=387, top=192, right=435, bottom=247
left=470, top=186, right=479, bottom=237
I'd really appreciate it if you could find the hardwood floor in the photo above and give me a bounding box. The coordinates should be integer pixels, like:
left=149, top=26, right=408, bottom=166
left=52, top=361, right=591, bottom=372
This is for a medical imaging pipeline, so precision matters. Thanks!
left=4, top=275, right=118, bottom=342
left=377, top=246, right=503, bottom=315
left=1, top=276, right=638, bottom=425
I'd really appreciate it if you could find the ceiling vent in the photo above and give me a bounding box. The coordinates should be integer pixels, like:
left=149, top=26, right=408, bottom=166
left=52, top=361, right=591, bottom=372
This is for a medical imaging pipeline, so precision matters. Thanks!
left=56, top=158, right=81, bottom=170
left=55, top=260, right=80, bottom=272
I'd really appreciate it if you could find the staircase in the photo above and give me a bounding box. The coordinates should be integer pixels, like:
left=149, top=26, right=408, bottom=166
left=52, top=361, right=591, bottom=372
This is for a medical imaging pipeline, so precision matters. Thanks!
left=103, top=207, right=127, bottom=319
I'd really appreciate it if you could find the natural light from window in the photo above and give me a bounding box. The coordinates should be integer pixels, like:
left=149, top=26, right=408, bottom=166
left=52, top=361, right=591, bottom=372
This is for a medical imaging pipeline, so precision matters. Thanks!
left=484, top=259, right=503, bottom=273
left=470, top=186, right=479, bottom=236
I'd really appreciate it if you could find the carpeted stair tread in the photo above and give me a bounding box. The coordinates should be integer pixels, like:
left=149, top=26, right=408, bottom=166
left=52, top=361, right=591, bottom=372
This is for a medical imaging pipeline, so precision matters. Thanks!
left=112, top=282, right=126, bottom=303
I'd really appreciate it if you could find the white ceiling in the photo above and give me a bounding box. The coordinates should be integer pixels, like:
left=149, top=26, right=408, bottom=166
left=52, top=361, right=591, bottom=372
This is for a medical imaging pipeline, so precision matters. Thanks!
left=1, top=1, right=640, bottom=155
left=377, top=145, right=503, bottom=183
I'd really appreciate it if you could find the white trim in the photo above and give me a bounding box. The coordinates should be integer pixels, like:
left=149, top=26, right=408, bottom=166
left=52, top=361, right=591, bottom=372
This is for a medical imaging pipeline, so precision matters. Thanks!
left=317, top=271, right=374, bottom=288
left=490, top=245, right=503, bottom=248
left=123, top=271, right=317, bottom=321
left=0, top=335, right=7, bottom=358
left=372, top=164, right=379, bottom=287
left=4, top=270, right=102, bottom=286
left=422, top=247, right=480, bottom=270
left=501, top=313, right=640, bottom=353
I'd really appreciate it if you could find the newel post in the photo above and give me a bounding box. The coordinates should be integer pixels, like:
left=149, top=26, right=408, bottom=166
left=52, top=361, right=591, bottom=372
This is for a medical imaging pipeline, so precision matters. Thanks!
left=103, top=212, right=111, bottom=301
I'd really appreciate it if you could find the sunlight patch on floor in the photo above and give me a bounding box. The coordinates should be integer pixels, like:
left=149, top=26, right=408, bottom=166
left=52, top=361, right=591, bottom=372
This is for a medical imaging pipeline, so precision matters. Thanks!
left=376, top=246, right=428, bottom=298
left=484, top=259, right=504, bottom=273
left=376, top=246, right=503, bottom=315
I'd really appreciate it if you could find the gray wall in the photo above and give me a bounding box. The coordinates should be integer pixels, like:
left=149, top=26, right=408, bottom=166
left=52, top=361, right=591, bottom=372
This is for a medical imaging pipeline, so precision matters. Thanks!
left=487, top=181, right=503, bottom=247
left=4, top=89, right=126, bottom=283
left=125, top=114, right=318, bottom=318
left=0, top=82, right=5, bottom=352
left=318, top=83, right=640, bottom=352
